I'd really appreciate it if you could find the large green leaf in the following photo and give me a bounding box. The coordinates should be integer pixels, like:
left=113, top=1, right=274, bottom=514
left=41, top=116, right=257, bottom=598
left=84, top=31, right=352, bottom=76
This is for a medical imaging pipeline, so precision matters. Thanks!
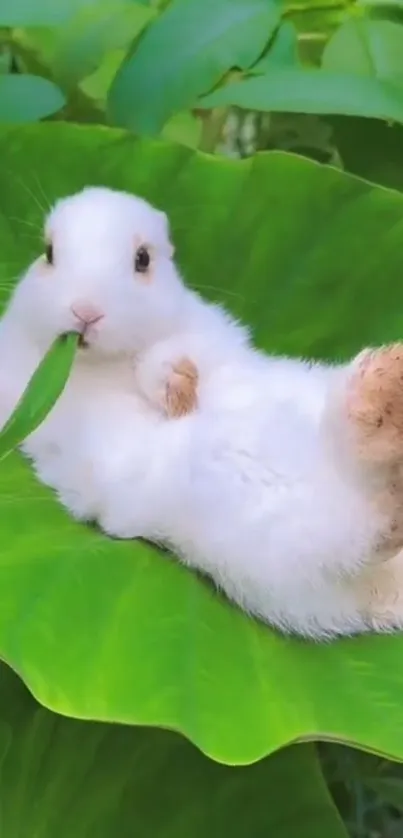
left=0, top=663, right=348, bottom=838
left=0, top=75, right=65, bottom=122
left=4, top=123, right=403, bottom=766
left=322, top=18, right=403, bottom=83
left=107, top=0, right=281, bottom=134
left=200, top=66, right=403, bottom=123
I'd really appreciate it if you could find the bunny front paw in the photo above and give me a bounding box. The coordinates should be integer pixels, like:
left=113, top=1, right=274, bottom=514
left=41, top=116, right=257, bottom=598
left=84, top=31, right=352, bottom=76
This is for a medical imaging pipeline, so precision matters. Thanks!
left=165, top=357, right=198, bottom=418
left=135, top=345, right=199, bottom=419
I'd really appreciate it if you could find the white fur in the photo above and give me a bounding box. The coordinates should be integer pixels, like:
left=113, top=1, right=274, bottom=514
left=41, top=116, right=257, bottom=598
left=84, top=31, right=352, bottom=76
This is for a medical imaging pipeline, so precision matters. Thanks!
left=1, top=185, right=402, bottom=641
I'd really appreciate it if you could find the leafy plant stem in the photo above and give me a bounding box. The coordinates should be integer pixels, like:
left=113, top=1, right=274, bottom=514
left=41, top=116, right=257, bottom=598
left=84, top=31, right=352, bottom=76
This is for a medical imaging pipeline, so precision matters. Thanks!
left=298, top=32, right=329, bottom=42
left=199, top=106, right=228, bottom=153
left=284, top=2, right=350, bottom=16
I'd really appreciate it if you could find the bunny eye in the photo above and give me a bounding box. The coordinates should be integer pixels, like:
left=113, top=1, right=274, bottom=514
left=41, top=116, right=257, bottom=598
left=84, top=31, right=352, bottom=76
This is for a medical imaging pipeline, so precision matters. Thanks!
left=135, top=245, right=150, bottom=274
left=45, top=243, right=54, bottom=265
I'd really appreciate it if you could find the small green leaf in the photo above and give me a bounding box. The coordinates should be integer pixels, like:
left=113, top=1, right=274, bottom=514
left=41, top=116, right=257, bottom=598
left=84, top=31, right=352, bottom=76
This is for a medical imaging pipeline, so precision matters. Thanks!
left=52, top=1, right=155, bottom=88
left=80, top=49, right=126, bottom=105
left=252, top=21, right=299, bottom=72
left=0, top=333, right=77, bottom=460
left=200, top=66, right=403, bottom=124
left=285, top=0, right=347, bottom=38
left=107, top=0, right=281, bottom=134
left=323, top=18, right=403, bottom=85
left=11, top=26, right=60, bottom=73
left=0, top=0, right=107, bottom=27
left=161, top=110, right=202, bottom=148
left=0, top=75, right=65, bottom=122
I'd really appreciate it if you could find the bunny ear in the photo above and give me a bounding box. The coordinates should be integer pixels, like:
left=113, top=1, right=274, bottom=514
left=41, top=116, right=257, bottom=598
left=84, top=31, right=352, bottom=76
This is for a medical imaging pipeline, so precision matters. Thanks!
left=156, top=209, right=175, bottom=257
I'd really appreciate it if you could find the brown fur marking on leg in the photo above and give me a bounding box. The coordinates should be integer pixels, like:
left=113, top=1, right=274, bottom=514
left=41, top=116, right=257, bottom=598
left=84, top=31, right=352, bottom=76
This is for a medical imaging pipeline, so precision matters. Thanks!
left=165, top=357, right=199, bottom=418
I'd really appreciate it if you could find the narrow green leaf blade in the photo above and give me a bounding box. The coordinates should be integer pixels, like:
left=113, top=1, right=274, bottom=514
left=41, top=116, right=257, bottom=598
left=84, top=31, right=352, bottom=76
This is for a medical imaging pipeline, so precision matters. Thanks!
left=0, top=333, right=77, bottom=459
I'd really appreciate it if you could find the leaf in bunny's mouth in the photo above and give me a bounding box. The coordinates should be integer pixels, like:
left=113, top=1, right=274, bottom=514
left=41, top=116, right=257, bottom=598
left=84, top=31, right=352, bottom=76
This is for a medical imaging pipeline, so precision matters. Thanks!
left=0, top=332, right=78, bottom=460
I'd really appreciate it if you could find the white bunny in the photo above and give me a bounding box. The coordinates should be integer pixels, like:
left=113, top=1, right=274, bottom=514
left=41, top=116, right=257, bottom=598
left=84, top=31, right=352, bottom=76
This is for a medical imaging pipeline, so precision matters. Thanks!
left=0, top=187, right=251, bottom=528
left=1, top=185, right=403, bottom=640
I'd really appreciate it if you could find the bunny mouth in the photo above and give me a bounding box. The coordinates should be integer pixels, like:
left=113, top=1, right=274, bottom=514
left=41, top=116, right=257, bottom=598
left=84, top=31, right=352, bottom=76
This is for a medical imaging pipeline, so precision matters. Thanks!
left=78, top=333, right=89, bottom=350
left=61, top=329, right=90, bottom=350
left=77, top=323, right=97, bottom=350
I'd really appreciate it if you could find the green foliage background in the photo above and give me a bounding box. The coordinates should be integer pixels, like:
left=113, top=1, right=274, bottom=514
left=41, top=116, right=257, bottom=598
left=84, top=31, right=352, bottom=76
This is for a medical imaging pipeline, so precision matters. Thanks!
left=1, top=0, right=403, bottom=836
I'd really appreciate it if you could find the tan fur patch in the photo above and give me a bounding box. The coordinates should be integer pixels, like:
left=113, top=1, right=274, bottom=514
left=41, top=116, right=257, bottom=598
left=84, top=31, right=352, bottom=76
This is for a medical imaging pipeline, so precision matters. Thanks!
left=353, top=549, right=403, bottom=628
left=344, top=343, right=403, bottom=558
left=347, top=343, right=403, bottom=465
left=165, top=357, right=198, bottom=418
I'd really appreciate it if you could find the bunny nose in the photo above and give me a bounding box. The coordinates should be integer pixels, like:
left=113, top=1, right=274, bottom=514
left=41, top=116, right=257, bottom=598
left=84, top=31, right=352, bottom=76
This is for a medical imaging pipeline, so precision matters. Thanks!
left=71, top=303, right=104, bottom=327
